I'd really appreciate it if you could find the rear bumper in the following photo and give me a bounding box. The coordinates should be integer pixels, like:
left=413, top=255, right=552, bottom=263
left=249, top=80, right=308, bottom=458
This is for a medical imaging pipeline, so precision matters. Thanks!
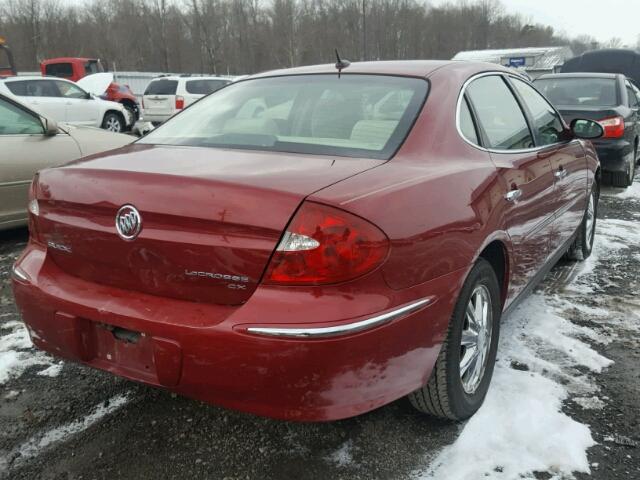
left=592, top=139, right=634, bottom=172
left=12, top=242, right=463, bottom=421
left=141, top=112, right=172, bottom=124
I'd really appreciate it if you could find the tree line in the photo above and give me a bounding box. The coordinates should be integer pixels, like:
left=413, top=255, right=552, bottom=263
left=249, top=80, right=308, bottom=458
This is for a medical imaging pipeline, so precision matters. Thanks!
left=0, top=0, right=616, bottom=75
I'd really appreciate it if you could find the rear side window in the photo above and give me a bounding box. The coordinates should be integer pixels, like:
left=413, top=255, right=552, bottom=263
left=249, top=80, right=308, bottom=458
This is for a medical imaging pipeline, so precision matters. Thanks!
left=511, top=78, right=564, bottom=146
left=459, top=97, right=479, bottom=145
left=631, top=82, right=640, bottom=107
left=144, top=79, right=178, bottom=95
left=625, top=81, right=640, bottom=108
left=44, top=63, right=74, bottom=78
left=139, top=74, right=429, bottom=160
left=4, top=80, right=29, bottom=96
left=7, top=80, right=60, bottom=97
left=466, top=75, right=533, bottom=151
left=535, top=77, right=618, bottom=107
left=186, top=79, right=229, bottom=95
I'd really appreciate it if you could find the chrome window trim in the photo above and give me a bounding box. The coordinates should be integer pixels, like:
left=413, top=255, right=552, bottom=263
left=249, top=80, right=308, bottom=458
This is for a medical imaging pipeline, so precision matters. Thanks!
left=455, top=71, right=566, bottom=155
left=246, top=297, right=432, bottom=339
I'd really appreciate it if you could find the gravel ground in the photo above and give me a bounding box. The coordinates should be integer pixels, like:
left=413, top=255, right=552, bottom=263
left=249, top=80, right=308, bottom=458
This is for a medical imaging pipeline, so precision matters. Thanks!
left=0, top=181, right=638, bottom=480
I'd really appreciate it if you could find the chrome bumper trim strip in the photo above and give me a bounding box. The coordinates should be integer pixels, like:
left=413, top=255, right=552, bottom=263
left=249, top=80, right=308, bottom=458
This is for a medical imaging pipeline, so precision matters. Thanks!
left=247, top=297, right=432, bottom=338
left=12, top=264, right=30, bottom=282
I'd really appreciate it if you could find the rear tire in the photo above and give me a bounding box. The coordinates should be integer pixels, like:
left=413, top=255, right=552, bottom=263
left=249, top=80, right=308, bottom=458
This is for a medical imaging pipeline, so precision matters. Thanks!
left=566, top=182, right=598, bottom=261
left=102, top=112, right=124, bottom=133
left=408, top=258, right=501, bottom=420
left=611, top=155, right=635, bottom=188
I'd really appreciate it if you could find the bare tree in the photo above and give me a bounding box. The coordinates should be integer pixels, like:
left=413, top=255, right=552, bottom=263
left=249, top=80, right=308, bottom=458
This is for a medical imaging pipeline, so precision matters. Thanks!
left=0, top=0, right=600, bottom=74
left=603, top=37, right=624, bottom=49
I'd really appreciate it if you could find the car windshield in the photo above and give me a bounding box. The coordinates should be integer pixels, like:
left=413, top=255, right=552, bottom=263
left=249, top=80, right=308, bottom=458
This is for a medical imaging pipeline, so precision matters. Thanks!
left=534, top=77, right=618, bottom=107
left=138, top=74, right=429, bottom=159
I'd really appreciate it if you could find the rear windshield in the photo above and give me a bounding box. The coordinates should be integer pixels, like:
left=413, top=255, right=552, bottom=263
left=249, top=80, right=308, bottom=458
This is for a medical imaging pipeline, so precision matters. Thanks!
left=144, top=79, right=178, bottom=95
left=44, top=63, right=73, bottom=78
left=534, top=77, right=618, bottom=107
left=186, top=79, right=229, bottom=95
left=138, top=74, right=428, bottom=159
left=84, top=61, right=103, bottom=75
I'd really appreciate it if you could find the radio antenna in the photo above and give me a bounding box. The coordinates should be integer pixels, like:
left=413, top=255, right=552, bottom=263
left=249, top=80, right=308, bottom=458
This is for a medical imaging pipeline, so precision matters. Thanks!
left=335, top=49, right=351, bottom=78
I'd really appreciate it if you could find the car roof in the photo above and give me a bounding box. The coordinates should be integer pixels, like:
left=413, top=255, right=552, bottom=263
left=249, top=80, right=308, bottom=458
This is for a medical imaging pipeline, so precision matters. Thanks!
left=149, top=75, right=231, bottom=82
left=41, top=57, right=97, bottom=64
left=1, top=75, right=71, bottom=82
left=248, top=60, right=515, bottom=80
left=536, top=72, right=622, bottom=80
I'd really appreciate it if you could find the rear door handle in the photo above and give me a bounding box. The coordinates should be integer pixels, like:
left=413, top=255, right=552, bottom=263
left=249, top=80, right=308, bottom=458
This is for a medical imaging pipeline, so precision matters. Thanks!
left=555, top=167, right=568, bottom=180
left=505, top=189, right=522, bottom=202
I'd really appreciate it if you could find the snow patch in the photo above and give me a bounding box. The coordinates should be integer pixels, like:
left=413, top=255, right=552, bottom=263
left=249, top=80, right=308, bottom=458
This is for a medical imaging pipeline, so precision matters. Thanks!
left=1, top=393, right=130, bottom=469
left=574, top=396, right=605, bottom=410
left=574, top=218, right=640, bottom=282
left=4, top=389, right=20, bottom=400
left=37, top=362, right=64, bottom=377
left=326, top=440, right=357, bottom=468
left=0, top=322, right=55, bottom=384
left=420, top=294, right=610, bottom=480
left=612, top=181, right=640, bottom=200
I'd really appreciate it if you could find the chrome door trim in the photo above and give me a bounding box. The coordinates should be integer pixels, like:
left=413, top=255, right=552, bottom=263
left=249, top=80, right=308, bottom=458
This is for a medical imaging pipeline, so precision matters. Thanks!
left=455, top=70, right=568, bottom=155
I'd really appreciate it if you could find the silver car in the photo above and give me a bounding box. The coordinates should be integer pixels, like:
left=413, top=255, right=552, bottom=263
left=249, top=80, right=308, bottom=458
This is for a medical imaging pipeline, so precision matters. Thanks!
left=0, top=93, right=132, bottom=230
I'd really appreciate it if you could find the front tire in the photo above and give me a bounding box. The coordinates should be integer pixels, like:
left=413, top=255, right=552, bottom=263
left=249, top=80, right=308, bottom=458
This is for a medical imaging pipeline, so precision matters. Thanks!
left=408, top=258, right=501, bottom=420
left=566, top=183, right=598, bottom=261
left=102, top=112, right=125, bottom=133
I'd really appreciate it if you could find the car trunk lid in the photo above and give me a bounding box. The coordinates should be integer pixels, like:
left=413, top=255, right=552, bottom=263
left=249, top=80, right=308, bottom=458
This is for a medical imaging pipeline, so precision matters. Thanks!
left=35, top=144, right=381, bottom=305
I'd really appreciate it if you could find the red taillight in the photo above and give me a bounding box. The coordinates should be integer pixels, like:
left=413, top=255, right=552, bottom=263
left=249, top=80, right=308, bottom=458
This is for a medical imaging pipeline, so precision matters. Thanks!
left=598, top=115, right=625, bottom=138
left=175, top=96, right=184, bottom=109
left=141, top=97, right=145, bottom=109
left=264, top=202, right=389, bottom=285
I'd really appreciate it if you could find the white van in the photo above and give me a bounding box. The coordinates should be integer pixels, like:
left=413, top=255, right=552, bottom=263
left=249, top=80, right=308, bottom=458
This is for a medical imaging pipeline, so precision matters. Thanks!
left=142, top=76, right=231, bottom=125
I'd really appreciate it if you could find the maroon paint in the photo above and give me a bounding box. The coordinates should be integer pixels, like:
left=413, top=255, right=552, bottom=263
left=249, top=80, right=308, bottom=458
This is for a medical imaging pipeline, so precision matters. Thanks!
left=12, top=61, right=599, bottom=421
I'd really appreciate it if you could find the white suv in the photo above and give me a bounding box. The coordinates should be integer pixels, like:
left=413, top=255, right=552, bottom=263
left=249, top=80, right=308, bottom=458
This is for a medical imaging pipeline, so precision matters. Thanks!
left=142, top=76, right=231, bottom=125
left=0, top=76, right=134, bottom=132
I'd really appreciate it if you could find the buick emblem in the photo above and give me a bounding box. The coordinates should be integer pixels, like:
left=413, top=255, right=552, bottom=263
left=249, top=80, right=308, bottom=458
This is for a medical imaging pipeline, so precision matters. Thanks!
left=115, top=205, right=142, bottom=240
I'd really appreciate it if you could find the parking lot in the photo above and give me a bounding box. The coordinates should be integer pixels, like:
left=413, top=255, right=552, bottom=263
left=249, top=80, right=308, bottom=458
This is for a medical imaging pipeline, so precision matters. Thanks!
left=0, top=181, right=638, bottom=480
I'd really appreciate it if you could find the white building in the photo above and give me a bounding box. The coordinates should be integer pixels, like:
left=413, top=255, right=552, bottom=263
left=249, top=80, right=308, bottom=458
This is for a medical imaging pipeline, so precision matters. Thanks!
left=452, top=46, right=574, bottom=79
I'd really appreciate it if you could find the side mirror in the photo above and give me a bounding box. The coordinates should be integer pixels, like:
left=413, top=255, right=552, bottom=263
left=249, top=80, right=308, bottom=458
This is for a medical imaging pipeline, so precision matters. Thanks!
left=85, top=92, right=93, bottom=100
left=570, top=118, right=604, bottom=140
left=42, top=117, right=58, bottom=136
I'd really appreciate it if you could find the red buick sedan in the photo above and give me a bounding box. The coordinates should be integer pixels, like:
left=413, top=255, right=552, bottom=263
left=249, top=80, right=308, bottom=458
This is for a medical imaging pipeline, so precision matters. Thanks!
left=12, top=61, right=603, bottom=421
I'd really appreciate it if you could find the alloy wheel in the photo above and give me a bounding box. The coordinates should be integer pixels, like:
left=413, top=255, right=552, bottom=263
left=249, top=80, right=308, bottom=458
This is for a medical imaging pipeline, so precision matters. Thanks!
left=460, top=284, right=493, bottom=394
left=105, top=116, right=122, bottom=132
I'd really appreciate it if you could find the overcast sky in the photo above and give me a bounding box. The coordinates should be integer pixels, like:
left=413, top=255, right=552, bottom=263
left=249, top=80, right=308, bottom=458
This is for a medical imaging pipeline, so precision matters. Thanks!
left=435, top=0, right=639, bottom=46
